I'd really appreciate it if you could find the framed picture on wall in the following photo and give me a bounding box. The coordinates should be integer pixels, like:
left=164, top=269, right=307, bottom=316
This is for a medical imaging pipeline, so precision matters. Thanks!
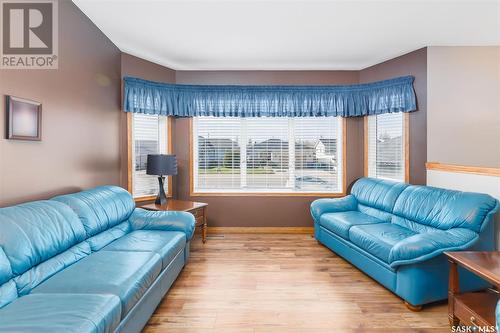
left=6, top=96, right=42, bottom=141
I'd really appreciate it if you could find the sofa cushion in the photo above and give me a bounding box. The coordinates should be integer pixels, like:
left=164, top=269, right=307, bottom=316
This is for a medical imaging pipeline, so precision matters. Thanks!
left=391, top=215, right=442, bottom=234
left=319, top=211, right=385, bottom=240
left=32, top=251, right=162, bottom=316
left=85, top=221, right=131, bottom=252
left=0, top=293, right=121, bottom=333
left=102, top=230, right=185, bottom=268
left=393, top=185, right=498, bottom=232
left=351, top=178, right=409, bottom=213
left=349, top=223, right=417, bottom=263
left=14, top=242, right=91, bottom=296
left=51, top=186, right=135, bottom=238
left=0, top=201, right=86, bottom=276
left=357, top=204, right=394, bottom=222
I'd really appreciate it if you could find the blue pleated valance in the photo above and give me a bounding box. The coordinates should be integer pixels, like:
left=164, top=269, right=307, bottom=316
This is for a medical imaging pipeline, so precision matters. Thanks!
left=123, top=75, right=416, bottom=117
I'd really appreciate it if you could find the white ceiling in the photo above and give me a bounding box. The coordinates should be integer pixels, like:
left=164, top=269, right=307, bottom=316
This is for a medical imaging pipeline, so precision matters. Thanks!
left=73, top=0, right=500, bottom=70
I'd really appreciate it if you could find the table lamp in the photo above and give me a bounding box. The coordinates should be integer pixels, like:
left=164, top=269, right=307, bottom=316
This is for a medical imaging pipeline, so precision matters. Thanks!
left=146, top=154, right=177, bottom=205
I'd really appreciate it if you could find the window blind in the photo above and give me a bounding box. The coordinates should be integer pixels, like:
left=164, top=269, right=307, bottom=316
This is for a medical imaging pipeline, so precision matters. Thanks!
left=195, top=117, right=241, bottom=190
left=131, top=113, right=168, bottom=197
left=193, top=117, right=343, bottom=193
left=367, top=113, right=405, bottom=182
left=294, top=118, right=341, bottom=192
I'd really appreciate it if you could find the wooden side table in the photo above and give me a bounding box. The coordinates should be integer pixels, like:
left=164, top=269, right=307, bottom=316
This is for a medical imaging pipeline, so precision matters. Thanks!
left=140, top=200, right=208, bottom=243
left=445, top=251, right=500, bottom=330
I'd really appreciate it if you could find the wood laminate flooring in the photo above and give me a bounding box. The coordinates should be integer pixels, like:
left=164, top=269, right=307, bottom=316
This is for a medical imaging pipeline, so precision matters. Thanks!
left=143, top=234, right=449, bottom=333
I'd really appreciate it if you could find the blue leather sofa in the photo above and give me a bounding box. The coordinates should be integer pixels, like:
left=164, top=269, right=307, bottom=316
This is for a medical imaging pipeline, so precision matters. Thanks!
left=0, top=185, right=195, bottom=333
left=311, top=177, right=499, bottom=308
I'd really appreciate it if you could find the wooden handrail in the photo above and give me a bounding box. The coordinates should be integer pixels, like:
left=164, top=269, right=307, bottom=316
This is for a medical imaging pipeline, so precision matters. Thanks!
left=426, top=162, right=500, bottom=177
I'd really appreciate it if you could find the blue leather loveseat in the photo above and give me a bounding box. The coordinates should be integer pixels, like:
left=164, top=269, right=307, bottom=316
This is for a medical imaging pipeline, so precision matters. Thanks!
left=0, top=185, right=195, bottom=333
left=496, top=301, right=500, bottom=332
left=311, top=178, right=499, bottom=308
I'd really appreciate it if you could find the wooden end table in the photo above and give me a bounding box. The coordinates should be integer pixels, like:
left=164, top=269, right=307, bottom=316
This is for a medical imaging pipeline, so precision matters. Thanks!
left=140, top=200, right=208, bottom=243
left=445, top=251, right=500, bottom=331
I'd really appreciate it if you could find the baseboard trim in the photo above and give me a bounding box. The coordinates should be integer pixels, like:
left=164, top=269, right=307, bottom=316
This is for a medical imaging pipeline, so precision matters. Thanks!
left=207, top=227, right=314, bottom=234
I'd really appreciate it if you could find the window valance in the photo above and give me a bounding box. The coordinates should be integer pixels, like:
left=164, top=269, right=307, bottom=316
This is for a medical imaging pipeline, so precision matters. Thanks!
left=123, top=75, right=416, bottom=118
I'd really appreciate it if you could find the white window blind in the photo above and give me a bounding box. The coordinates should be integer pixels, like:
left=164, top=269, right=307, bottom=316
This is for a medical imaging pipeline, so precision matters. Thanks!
left=131, top=113, right=168, bottom=198
left=193, top=117, right=343, bottom=193
left=367, top=112, right=405, bottom=182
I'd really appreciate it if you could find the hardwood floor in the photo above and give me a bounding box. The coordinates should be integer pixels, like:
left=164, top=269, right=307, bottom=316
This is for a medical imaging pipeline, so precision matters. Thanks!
left=143, top=234, right=449, bottom=333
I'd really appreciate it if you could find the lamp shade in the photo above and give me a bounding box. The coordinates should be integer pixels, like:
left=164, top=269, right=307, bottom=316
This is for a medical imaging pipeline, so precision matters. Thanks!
left=146, top=154, right=177, bottom=176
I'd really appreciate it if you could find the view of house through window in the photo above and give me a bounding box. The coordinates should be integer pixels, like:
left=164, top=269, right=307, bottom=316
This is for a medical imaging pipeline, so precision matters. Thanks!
left=367, top=112, right=405, bottom=182
left=193, top=117, right=343, bottom=193
left=131, top=113, right=169, bottom=198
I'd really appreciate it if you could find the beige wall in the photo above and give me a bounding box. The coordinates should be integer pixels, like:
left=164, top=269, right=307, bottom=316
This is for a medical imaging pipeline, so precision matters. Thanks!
left=427, top=46, right=500, bottom=167
left=360, top=48, right=428, bottom=185
left=0, top=1, right=121, bottom=206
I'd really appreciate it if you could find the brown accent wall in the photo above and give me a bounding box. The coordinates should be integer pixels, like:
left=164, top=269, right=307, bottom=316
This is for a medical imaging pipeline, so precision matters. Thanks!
left=359, top=48, right=428, bottom=185
left=0, top=1, right=121, bottom=206
left=175, top=71, right=362, bottom=227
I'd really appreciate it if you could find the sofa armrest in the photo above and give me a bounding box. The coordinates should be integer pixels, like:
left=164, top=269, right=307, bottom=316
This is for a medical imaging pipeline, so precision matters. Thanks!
left=129, top=208, right=196, bottom=241
left=310, top=195, right=358, bottom=222
left=388, top=228, right=478, bottom=268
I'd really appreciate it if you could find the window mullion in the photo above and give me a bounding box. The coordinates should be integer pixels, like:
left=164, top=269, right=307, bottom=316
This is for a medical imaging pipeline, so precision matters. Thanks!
left=158, top=116, right=167, bottom=154
left=288, top=118, right=295, bottom=189
left=193, top=119, right=199, bottom=192
left=240, top=118, right=247, bottom=189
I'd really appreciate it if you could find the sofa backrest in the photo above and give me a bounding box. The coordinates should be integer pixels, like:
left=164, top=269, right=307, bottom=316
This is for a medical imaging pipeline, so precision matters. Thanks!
left=0, top=200, right=87, bottom=308
left=0, top=201, right=86, bottom=276
left=351, top=178, right=409, bottom=215
left=393, top=184, right=498, bottom=232
left=351, top=177, right=498, bottom=233
left=51, top=185, right=135, bottom=238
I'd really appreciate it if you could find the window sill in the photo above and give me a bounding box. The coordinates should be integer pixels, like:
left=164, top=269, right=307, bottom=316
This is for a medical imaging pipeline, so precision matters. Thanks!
left=189, top=192, right=346, bottom=197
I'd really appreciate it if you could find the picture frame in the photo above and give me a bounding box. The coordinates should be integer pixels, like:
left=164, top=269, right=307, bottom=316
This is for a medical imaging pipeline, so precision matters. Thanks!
left=6, top=96, right=42, bottom=141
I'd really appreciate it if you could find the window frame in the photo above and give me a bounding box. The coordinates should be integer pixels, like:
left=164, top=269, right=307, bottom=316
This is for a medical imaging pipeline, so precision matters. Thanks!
left=189, top=117, right=347, bottom=197
left=363, top=112, right=410, bottom=183
left=127, top=112, right=173, bottom=202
